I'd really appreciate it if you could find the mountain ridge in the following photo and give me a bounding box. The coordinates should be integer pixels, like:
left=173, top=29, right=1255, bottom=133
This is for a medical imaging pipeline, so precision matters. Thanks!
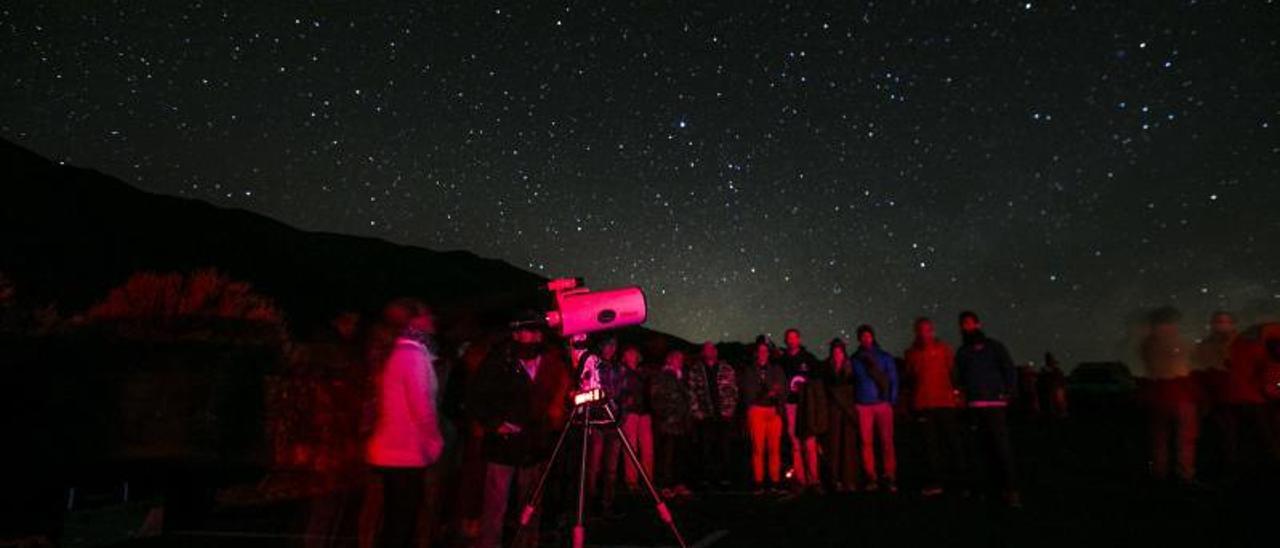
left=0, top=137, right=573, bottom=335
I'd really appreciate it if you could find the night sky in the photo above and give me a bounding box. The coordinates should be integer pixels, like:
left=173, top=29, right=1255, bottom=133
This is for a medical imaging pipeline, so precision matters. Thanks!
left=4, top=2, right=1278, bottom=366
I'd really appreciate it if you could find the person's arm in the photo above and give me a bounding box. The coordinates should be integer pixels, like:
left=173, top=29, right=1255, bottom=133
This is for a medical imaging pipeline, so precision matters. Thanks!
left=996, top=341, right=1017, bottom=398
left=399, top=346, right=444, bottom=464
left=888, top=354, right=901, bottom=404
left=953, top=348, right=967, bottom=394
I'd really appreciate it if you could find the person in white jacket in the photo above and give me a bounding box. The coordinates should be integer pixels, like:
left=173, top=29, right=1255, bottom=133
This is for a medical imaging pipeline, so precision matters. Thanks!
left=365, top=299, right=444, bottom=548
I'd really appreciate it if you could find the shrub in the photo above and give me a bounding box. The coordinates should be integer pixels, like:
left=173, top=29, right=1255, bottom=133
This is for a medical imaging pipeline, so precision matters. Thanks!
left=84, top=269, right=285, bottom=342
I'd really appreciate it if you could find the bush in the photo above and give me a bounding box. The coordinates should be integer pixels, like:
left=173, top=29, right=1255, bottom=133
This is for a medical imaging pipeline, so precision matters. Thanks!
left=83, top=269, right=286, bottom=343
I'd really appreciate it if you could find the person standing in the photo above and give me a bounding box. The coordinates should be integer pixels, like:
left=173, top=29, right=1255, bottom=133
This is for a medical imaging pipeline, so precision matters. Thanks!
left=777, top=328, right=822, bottom=489
left=687, top=341, right=739, bottom=489
left=651, top=350, right=694, bottom=498
left=469, top=315, right=571, bottom=548
left=820, top=339, right=861, bottom=493
left=903, top=317, right=964, bottom=497
left=616, top=345, right=655, bottom=493
left=364, top=300, right=444, bottom=548
left=955, top=311, right=1020, bottom=507
left=1139, top=307, right=1201, bottom=487
left=1039, top=352, right=1069, bottom=420
left=1221, top=317, right=1280, bottom=471
left=738, top=339, right=788, bottom=495
left=851, top=325, right=900, bottom=493
left=584, top=337, right=625, bottom=513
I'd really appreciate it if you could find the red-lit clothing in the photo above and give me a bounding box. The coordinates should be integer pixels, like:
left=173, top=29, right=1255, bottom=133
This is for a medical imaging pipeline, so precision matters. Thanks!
left=1224, top=336, right=1268, bottom=405
left=1141, top=332, right=1200, bottom=406
left=747, top=405, right=784, bottom=484
left=904, top=339, right=958, bottom=410
left=366, top=338, right=444, bottom=467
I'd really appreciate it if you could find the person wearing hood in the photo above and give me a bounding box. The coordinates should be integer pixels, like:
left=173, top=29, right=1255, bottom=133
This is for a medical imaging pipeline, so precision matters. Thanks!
left=903, top=317, right=964, bottom=497
left=955, top=311, right=1020, bottom=507
left=851, top=324, right=900, bottom=493
left=469, top=313, right=570, bottom=548
left=819, top=338, right=861, bottom=493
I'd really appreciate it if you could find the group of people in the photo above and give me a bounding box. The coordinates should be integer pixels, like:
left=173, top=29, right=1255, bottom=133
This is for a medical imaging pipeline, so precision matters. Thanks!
left=1138, top=309, right=1280, bottom=486
left=356, top=302, right=1027, bottom=547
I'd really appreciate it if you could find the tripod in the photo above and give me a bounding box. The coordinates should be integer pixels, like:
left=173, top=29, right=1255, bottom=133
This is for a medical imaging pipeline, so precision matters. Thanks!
left=513, top=395, right=688, bottom=548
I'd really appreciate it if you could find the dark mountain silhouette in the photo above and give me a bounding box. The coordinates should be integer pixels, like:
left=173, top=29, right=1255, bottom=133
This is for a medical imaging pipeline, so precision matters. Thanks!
left=0, top=137, right=637, bottom=337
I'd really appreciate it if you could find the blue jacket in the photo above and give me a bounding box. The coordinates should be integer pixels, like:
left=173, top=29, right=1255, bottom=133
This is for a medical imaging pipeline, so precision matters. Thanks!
left=955, top=335, right=1016, bottom=403
left=851, top=346, right=899, bottom=405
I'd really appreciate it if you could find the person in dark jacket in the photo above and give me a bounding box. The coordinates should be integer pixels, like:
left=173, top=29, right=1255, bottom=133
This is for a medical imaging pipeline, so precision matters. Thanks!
left=903, top=317, right=965, bottom=497
left=585, top=337, right=625, bottom=512
left=777, top=328, right=822, bottom=489
left=955, top=310, right=1020, bottom=507
left=739, top=339, right=788, bottom=494
left=470, top=318, right=571, bottom=548
left=687, top=341, right=739, bottom=489
left=615, top=345, right=655, bottom=492
left=851, top=325, right=900, bottom=492
left=651, top=349, right=694, bottom=497
left=820, top=338, right=861, bottom=493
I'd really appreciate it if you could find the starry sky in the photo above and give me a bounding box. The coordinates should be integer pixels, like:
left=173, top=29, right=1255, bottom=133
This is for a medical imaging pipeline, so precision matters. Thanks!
left=3, top=1, right=1278, bottom=367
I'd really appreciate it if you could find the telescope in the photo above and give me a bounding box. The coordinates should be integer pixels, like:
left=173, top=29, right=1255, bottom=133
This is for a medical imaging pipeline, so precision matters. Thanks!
left=511, top=277, right=648, bottom=337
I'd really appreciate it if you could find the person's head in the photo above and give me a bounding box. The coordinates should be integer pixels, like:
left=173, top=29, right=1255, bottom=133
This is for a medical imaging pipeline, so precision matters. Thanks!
left=1146, top=306, right=1182, bottom=337
left=913, top=317, right=936, bottom=344
left=385, top=298, right=433, bottom=337
left=829, top=338, right=848, bottom=364
left=701, top=341, right=718, bottom=364
left=331, top=310, right=361, bottom=340
left=599, top=336, right=619, bottom=360
left=511, top=309, right=546, bottom=360
left=1045, top=352, right=1059, bottom=369
left=1209, top=311, right=1236, bottom=336
left=754, top=339, right=771, bottom=365
left=620, top=345, right=641, bottom=368
left=856, top=324, right=877, bottom=348
left=664, top=349, right=685, bottom=370
left=784, top=328, right=801, bottom=351
left=958, top=310, right=982, bottom=335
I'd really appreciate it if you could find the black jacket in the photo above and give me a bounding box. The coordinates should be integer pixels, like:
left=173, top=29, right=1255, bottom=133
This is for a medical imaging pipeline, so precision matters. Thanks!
left=955, top=334, right=1016, bottom=404
left=777, top=347, right=819, bottom=404
left=467, top=345, right=570, bottom=466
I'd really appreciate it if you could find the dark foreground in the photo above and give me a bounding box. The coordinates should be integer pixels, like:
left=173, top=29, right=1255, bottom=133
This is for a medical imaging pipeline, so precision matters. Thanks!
left=105, top=408, right=1278, bottom=548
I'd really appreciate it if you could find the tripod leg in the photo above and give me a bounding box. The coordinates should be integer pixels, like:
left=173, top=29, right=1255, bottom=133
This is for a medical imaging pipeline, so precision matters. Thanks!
left=602, top=405, right=689, bottom=548
left=574, top=405, right=592, bottom=548
left=514, top=404, right=581, bottom=545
